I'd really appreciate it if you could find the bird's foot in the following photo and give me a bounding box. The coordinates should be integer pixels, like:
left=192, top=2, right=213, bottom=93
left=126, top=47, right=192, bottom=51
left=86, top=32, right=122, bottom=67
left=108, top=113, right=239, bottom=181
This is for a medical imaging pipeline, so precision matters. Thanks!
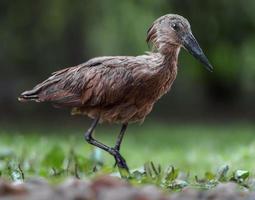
left=112, top=147, right=120, bottom=168
left=110, top=148, right=129, bottom=177
left=115, top=153, right=129, bottom=170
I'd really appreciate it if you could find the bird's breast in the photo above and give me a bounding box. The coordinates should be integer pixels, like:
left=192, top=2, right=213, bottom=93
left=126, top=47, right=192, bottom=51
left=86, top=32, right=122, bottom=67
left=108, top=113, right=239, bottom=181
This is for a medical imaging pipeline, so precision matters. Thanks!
left=132, top=65, right=178, bottom=103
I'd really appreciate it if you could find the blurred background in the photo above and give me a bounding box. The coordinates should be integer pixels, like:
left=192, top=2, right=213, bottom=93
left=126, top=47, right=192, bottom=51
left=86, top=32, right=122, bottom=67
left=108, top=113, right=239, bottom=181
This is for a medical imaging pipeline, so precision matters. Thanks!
left=0, top=0, right=255, bottom=125
left=0, top=0, right=255, bottom=177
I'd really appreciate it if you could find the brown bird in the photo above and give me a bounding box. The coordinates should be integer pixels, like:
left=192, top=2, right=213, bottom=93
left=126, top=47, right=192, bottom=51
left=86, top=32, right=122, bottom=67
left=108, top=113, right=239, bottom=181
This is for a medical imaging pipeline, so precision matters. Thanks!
left=19, top=14, right=213, bottom=172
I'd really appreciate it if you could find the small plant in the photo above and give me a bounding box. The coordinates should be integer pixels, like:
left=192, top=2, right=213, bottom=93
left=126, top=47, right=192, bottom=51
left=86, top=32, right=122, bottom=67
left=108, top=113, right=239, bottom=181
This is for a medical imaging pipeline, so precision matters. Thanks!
left=129, top=163, right=252, bottom=191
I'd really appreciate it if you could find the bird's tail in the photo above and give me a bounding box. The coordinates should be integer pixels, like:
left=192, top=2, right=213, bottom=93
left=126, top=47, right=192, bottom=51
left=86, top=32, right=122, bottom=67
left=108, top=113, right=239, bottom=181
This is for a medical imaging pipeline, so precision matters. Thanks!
left=18, top=88, right=41, bottom=102
left=18, top=67, right=81, bottom=107
left=18, top=74, right=61, bottom=103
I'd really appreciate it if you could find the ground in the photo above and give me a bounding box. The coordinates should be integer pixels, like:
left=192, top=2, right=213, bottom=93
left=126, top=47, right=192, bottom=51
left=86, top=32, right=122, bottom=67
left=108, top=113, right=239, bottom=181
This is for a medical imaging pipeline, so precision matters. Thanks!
left=0, top=122, right=255, bottom=199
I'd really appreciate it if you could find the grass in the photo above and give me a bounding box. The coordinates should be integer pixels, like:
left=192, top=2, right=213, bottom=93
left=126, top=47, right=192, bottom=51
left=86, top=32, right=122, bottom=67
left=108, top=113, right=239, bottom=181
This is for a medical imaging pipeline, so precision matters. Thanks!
left=0, top=122, right=255, bottom=189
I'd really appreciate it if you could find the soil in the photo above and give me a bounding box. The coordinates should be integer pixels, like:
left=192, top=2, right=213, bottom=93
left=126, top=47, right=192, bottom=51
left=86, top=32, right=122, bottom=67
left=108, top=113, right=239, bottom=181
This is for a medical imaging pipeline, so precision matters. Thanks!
left=0, top=176, right=253, bottom=200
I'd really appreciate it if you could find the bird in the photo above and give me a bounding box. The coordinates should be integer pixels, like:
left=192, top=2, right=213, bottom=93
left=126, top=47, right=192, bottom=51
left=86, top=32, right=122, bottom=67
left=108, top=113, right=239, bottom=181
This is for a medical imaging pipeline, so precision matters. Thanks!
left=18, top=14, right=213, bottom=173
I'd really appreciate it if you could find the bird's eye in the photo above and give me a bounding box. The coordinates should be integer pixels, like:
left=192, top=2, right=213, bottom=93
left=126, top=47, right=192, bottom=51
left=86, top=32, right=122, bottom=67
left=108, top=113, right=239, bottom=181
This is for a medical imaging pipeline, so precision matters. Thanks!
left=171, top=23, right=179, bottom=31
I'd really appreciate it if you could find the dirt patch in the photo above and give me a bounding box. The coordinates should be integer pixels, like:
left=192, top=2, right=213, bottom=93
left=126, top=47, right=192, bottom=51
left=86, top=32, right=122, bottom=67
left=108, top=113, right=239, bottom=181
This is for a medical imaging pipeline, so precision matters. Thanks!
left=0, top=176, right=253, bottom=200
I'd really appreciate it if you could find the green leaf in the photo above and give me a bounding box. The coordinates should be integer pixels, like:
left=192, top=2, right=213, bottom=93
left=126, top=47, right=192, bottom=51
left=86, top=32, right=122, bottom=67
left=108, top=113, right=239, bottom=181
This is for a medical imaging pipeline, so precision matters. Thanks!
left=11, top=170, right=23, bottom=182
left=165, top=166, right=179, bottom=182
left=144, top=162, right=153, bottom=178
left=168, top=179, right=188, bottom=190
left=231, top=170, right=249, bottom=183
left=144, top=162, right=161, bottom=179
left=216, top=165, right=229, bottom=181
left=132, top=170, right=144, bottom=180
left=205, top=171, right=216, bottom=181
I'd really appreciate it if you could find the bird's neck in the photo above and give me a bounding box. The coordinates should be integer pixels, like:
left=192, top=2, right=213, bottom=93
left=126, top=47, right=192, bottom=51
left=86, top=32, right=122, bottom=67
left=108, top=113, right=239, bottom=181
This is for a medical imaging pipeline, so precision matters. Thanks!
left=144, top=46, right=180, bottom=102
left=156, top=46, right=180, bottom=73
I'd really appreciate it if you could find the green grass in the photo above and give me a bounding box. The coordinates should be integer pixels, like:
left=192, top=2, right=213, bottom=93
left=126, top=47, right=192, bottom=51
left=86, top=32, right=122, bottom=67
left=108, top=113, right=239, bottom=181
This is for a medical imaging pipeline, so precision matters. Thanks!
left=0, top=122, right=255, bottom=188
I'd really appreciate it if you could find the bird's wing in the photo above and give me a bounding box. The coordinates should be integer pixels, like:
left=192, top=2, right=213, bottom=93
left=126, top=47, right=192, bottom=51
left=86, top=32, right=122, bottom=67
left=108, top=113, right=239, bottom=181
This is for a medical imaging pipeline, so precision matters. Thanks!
left=19, top=56, right=142, bottom=108
left=61, top=56, right=136, bottom=107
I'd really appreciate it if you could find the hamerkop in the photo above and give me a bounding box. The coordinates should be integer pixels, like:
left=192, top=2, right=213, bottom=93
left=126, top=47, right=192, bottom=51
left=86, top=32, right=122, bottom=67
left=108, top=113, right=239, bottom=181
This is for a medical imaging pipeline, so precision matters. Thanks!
left=19, top=14, right=213, bottom=172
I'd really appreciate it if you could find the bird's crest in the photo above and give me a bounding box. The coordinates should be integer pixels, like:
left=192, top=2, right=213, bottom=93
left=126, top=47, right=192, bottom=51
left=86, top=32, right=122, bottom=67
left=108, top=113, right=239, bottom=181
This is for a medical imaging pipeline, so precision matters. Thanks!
left=146, top=23, right=158, bottom=52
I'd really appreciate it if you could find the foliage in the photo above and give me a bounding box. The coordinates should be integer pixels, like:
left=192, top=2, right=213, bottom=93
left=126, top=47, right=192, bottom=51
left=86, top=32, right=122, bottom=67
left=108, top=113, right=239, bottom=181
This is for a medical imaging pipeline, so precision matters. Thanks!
left=130, top=163, right=251, bottom=191
left=0, top=123, right=255, bottom=191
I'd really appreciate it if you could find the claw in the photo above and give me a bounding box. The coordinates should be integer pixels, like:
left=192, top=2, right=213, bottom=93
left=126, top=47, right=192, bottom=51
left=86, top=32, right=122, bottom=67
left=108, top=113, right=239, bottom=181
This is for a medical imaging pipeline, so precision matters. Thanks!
left=112, top=149, right=129, bottom=177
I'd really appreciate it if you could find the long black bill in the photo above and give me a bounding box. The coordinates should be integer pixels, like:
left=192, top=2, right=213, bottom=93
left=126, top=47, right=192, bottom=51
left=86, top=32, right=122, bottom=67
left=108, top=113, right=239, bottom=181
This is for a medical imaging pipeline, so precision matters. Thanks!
left=183, top=32, right=213, bottom=72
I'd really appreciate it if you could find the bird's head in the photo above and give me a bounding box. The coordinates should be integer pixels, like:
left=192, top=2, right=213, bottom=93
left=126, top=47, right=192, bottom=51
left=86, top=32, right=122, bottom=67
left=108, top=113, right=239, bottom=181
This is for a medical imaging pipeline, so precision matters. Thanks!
left=147, top=14, right=213, bottom=72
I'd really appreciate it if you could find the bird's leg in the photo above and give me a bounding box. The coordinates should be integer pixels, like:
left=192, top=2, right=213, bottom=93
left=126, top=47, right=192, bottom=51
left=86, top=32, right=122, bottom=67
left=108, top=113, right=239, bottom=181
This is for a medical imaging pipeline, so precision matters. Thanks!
left=113, top=124, right=128, bottom=168
left=84, top=118, right=114, bottom=154
left=112, top=124, right=129, bottom=173
left=84, top=118, right=129, bottom=173
left=114, top=123, right=128, bottom=151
